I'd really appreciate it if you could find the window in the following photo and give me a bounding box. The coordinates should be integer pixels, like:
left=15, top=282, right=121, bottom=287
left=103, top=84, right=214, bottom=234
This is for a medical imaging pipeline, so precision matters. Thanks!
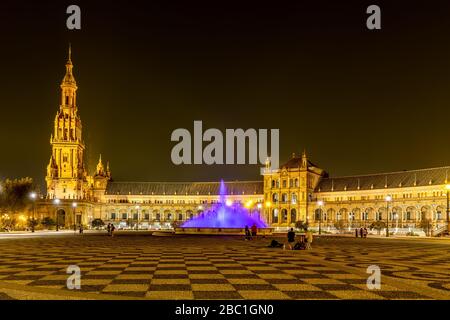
left=281, top=193, right=288, bottom=203
left=282, top=180, right=287, bottom=188
left=111, top=213, right=116, bottom=220
left=122, top=213, right=127, bottom=220
left=178, top=213, right=183, bottom=220
left=133, top=213, right=138, bottom=220
left=156, top=213, right=161, bottom=221
left=291, top=193, right=297, bottom=204
left=272, top=193, right=278, bottom=203
left=144, top=214, right=150, bottom=220
left=290, top=209, right=297, bottom=223
left=295, top=179, right=299, bottom=187
left=272, top=209, right=279, bottom=223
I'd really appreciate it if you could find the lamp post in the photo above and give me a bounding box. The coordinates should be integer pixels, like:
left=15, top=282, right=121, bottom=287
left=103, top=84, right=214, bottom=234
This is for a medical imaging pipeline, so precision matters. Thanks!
left=53, top=198, right=60, bottom=231
left=385, top=195, right=392, bottom=237
left=446, top=185, right=450, bottom=232
left=135, top=205, right=140, bottom=230
left=72, top=202, right=77, bottom=234
left=317, top=200, right=324, bottom=235
left=29, top=192, right=37, bottom=233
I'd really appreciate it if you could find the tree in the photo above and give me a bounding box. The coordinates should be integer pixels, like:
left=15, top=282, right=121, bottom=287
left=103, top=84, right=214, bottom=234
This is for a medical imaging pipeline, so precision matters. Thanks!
left=370, top=221, right=386, bottom=235
left=91, top=218, right=104, bottom=229
left=334, top=220, right=346, bottom=233
left=41, top=217, right=56, bottom=229
left=419, top=219, right=433, bottom=237
left=295, top=220, right=309, bottom=232
left=0, top=178, right=36, bottom=215
left=27, top=218, right=39, bottom=231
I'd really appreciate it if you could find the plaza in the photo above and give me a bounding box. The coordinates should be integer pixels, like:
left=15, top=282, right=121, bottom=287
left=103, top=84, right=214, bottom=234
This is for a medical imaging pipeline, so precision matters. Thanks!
left=0, top=233, right=448, bottom=300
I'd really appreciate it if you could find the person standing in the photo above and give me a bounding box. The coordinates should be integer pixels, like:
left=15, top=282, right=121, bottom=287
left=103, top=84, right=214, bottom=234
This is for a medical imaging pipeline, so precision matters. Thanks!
left=244, top=225, right=251, bottom=240
left=287, top=228, right=296, bottom=250
left=251, top=224, right=257, bottom=238
left=107, top=223, right=111, bottom=236
left=110, top=224, right=115, bottom=237
left=355, top=228, right=358, bottom=238
left=305, top=230, right=313, bottom=250
left=359, top=228, right=363, bottom=238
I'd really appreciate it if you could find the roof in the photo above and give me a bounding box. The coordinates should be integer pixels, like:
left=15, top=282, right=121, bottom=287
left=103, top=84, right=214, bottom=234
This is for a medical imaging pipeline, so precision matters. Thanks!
left=105, top=181, right=264, bottom=196
left=316, top=166, right=450, bottom=192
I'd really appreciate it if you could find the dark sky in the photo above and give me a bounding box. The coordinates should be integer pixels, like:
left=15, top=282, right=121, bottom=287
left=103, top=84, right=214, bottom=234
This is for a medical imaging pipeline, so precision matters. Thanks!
left=1, top=0, right=450, bottom=190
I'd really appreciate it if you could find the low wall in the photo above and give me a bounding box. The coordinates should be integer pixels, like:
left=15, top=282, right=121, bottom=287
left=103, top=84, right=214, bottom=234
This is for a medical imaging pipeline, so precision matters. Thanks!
left=174, top=227, right=274, bottom=235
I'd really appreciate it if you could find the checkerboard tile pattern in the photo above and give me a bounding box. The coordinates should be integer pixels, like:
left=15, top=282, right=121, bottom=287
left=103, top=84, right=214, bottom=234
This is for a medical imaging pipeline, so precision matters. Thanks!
left=0, top=235, right=447, bottom=300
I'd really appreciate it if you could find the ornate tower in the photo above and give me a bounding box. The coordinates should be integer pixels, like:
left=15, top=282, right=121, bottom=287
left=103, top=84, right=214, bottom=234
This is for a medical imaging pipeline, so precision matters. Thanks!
left=46, top=46, right=87, bottom=200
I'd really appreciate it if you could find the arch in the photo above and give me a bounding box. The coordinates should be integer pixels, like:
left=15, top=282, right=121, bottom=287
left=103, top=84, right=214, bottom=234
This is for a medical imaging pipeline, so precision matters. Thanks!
left=272, top=193, right=278, bottom=203
left=392, top=206, right=402, bottom=220
left=272, top=209, right=279, bottom=223
left=363, top=207, right=374, bottom=221
left=405, top=206, right=415, bottom=221
left=291, top=193, right=297, bottom=204
left=314, top=208, right=323, bottom=221
left=290, top=209, right=297, bottom=223
left=153, top=209, right=161, bottom=221
left=351, top=208, right=360, bottom=220
left=435, top=205, right=445, bottom=220
left=281, top=208, right=288, bottom=223
left=421, top=205, right=432, bottom=220
left=56, top=209, right=66, bottom=227
left=281, top=193, right=288, bottom=203
left=186, top=210, right=194, bottom=220
left=337, top=208, right=347, bottom=221
left=327, top=208, right=335, bottom=221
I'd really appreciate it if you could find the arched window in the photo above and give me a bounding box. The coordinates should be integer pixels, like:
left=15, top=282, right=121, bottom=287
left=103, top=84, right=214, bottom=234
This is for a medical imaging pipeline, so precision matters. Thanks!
left=281, top=209, right=288, bottom=222
left=295, top=179, right=299, bottom=187
left=290, top=209, right=297, bottom=223
left=271, top=180, right=275, bottom=188
left=314, top=209, right=322, bottom=221
left=272, top=193, right=279, bottom=203
left=291, top=193, right=297, bottom=204
left=281, top=193, right=288, bottom=203
left=156, top=213, right=161, bottom=221
left=272, top=209, right=279, bottom=223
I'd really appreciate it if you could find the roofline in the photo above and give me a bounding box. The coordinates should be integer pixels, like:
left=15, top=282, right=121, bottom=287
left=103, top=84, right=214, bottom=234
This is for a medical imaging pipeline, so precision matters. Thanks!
left=323, top=166, right=450, bottom=180
left=108, top=180, right=263, bottom=184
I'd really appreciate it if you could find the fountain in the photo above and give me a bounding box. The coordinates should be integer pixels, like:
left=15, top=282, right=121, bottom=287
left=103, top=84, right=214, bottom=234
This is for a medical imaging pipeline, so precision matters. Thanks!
left=174, top=180, right=273, bottom=235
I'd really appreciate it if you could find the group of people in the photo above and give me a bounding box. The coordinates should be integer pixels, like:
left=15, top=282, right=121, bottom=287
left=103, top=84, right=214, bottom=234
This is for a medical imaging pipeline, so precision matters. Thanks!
left=106, top=223, right=115, bottom=237
left=244, top=224, right=258, bottom=240
left=355, top=227, right=368, bottom=238
left=287, top=228, right=313, bottom=250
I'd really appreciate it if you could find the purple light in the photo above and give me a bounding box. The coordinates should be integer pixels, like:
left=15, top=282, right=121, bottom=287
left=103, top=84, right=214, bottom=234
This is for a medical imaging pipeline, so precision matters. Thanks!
left=181, top=180, right=267, bottom=228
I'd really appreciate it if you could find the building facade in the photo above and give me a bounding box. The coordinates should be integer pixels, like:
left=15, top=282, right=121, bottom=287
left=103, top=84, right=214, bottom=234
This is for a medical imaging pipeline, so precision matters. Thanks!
left=38, top=50, right=450, bottom=234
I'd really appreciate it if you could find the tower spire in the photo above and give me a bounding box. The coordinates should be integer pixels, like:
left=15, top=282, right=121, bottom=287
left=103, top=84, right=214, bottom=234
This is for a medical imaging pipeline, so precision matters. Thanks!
left=68, top=43, right=72, bottom=63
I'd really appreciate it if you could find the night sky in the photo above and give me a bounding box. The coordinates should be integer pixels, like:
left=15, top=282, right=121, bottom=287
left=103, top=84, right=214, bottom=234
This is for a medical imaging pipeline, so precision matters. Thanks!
left=1, top=0, right=450, bottom=190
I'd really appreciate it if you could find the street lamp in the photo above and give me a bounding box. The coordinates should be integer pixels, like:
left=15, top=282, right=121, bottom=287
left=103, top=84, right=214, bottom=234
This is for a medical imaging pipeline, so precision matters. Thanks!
left=72, top=202, right=78, bottom=233
left=317, top=200, right=324, bottom=235
left=53, top=198, right=60, bottom=231
left=385, top=195, right=392, bottom=237
left=29, top=192, right=37, bottom=233
left=135, top=205, right=140, bottom=230
left=446, top=184, right=450, bottom=232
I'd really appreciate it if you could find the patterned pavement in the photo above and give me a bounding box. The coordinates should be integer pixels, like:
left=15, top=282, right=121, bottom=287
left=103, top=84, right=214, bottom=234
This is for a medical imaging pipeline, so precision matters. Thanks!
left=0, top=233, right=449, bottom=300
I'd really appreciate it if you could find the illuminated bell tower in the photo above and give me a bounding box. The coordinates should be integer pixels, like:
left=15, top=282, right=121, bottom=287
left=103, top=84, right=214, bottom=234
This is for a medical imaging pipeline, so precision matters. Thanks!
left=46, top=46, right=87, bottom=200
